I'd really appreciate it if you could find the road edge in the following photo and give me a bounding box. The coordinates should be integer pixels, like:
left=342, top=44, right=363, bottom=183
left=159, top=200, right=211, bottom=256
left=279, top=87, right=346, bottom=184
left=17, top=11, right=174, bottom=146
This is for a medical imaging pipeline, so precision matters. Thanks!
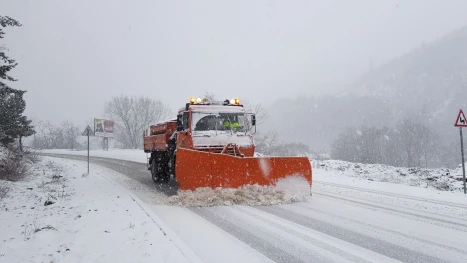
left=46, top=155, right=204, bottom=263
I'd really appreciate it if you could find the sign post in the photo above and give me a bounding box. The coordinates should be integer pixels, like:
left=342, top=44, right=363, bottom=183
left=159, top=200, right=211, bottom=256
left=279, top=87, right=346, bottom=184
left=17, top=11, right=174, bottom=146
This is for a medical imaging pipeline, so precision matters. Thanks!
left=454, top=109, right=467, bottom=194
left=82, top=125, right=94, bottom=174
left=461, top=127, right=466, bottom=194
left=94, top=118, right=114, bottom=151
left=88, top=133, right=89, bottom=173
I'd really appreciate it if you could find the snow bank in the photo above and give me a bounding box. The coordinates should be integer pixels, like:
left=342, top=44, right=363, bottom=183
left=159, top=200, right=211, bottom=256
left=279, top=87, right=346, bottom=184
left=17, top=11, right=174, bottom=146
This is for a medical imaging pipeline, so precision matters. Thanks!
left=166, top=176, right=311, bottom=207
left=0, top=157, right=193, bottom=263
left=312, top=159, right=466, bottom=192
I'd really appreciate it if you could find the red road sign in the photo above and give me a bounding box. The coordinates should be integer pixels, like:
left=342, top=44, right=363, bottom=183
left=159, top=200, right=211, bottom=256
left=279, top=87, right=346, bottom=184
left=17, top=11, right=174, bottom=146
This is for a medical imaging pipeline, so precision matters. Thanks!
left=455, top=109, right=467, bottom=127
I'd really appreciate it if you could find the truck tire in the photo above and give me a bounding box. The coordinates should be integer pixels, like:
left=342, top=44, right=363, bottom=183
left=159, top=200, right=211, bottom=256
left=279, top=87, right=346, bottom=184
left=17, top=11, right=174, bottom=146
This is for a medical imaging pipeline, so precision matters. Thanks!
left=151, top=158, right=170, bottom=184
left=158, top=169, right=170, bottom=184
left=151, top=158, right=159, bottom=183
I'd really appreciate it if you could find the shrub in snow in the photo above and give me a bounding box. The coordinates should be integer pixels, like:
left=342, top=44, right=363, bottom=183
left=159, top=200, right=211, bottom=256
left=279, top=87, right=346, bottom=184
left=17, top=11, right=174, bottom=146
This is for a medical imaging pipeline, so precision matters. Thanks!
left=433, top=179, right=451, bottom=191
left=23, top=149, right=41, bottom=163
left=0, top=184, right=9, bottom=200
left=0, top=148, right=28, bottom=181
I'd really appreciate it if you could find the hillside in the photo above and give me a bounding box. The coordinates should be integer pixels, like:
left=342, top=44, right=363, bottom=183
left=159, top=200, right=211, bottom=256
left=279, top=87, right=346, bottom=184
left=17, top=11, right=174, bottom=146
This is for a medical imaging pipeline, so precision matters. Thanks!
left=354, top=24, right=467, bottom=131
left=263, top=25, right=467, bottom=167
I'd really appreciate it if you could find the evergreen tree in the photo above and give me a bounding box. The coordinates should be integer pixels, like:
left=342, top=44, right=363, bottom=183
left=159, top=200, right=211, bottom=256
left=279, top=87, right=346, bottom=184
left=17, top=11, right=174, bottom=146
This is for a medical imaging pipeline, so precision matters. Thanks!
left=0, top=87, right=34, bottom=147
left=0, top=16, right=34, bottom=149
left=1, top=16, right=21, bottom=85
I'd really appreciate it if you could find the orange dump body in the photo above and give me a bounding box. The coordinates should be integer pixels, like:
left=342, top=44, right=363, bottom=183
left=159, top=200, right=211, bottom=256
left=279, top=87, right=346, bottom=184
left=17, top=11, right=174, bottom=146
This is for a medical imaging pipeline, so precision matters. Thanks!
left=175, top=148, right=312, bottom=190
left=144, top=121, right=177, bottom=152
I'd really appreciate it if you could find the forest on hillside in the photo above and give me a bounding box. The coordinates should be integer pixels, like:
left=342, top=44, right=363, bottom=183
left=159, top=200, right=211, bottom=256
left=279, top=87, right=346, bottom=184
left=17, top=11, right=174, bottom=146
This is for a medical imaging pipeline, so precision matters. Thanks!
left=263, top=25, right=467, bottom=168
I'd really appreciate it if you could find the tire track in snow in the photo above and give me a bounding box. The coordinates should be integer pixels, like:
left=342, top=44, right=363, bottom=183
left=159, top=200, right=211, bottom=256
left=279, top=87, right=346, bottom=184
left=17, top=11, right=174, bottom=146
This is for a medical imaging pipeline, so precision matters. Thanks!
left=189, top=207, right=311, bottom=263
left=313, top=190, right=467, bottom=230
left=231, top=206, right=388, bottom=263
left=256, top=206, right=444, bottom=263
left=294, top=202, right=467, bottom=256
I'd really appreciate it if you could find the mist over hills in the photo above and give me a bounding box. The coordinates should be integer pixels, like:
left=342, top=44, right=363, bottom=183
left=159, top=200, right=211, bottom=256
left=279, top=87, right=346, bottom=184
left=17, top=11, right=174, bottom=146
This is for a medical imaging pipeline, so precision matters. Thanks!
left=263, top=25, right=467, bottom=167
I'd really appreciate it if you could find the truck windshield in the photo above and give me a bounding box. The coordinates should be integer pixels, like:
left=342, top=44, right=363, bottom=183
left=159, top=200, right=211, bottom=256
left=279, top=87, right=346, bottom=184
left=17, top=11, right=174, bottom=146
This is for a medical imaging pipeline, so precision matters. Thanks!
left=192, top=112, right=248, bottom=134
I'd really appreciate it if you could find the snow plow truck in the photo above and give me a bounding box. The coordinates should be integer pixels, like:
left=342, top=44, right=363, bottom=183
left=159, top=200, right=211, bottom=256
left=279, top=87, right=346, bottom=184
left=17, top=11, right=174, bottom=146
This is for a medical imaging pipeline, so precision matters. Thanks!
left=143, top=97, right=312, bottom=191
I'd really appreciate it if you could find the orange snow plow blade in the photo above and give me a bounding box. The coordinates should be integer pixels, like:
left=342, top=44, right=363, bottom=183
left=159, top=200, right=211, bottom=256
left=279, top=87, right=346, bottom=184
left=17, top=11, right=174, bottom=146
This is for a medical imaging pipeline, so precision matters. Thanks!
left=175, top=148, right=312, bottom=191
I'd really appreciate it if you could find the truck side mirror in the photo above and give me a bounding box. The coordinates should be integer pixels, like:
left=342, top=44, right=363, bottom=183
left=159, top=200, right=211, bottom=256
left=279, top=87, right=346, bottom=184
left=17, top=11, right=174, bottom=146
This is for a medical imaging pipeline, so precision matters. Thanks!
left=251, top=115, right=256, bottom=126
left=177, top=115, right=183, bottom=131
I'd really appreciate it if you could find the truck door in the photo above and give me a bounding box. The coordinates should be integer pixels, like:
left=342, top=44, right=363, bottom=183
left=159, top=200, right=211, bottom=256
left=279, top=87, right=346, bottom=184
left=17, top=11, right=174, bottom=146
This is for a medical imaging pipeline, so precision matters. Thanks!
left=177, top=111, right=192, bottom=149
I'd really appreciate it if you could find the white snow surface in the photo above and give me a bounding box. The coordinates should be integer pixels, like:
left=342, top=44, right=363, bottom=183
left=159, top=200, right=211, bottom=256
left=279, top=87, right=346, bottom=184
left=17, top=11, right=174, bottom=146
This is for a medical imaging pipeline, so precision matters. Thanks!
left=35, top=149, right=467, bottom=262
left=0, top=157, right=199, bottom=263
left=167, top=176, right=311, bottom=207
left=312, top=159, right=467, bottom=192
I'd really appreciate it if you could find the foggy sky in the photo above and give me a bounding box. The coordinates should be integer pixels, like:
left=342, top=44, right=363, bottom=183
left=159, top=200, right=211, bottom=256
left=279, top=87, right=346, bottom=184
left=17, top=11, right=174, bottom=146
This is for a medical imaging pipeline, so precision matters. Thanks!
left=2, top=0, right=467, bottom=127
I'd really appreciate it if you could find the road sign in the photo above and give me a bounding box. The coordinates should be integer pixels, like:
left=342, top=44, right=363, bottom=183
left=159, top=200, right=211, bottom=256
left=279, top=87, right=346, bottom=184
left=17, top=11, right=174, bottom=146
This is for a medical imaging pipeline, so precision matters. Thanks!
left=94, top=118, right=114, bottom=138
left=455, top=109, right=467, bottom=194
left=455, top=109, right=467, bottom=127
left=82, top=125, right=94, bottom=136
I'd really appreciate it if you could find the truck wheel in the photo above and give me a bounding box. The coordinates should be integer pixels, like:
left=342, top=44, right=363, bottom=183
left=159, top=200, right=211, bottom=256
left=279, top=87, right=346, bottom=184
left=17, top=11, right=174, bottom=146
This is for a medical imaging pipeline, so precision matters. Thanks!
left=151, top=158, right=161, bottom=184
left=151, top=158, right=160, bottom=183
left=152, top=158, right=170, bottom=184
left=158, top=171, right=170, bottom=183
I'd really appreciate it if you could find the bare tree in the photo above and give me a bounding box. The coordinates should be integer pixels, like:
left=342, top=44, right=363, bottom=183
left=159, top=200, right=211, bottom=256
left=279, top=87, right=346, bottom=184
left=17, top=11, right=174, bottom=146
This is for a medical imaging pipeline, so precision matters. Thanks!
left=242, top=99, right=268, bottom=125
left=61, top=121, right=80, bottom=150
left=31, top=120, right=81, bottom=150
left=204, top=91, right=217, bottom=102
left=33, top=121, right=53, bottom=149
left=104, top=95, right=172, bottom=149
left=330, top=121, right=444, bottom=168
left=254, top=131, right=282, bottom=155
left=276, top=142, right=311, bottom=156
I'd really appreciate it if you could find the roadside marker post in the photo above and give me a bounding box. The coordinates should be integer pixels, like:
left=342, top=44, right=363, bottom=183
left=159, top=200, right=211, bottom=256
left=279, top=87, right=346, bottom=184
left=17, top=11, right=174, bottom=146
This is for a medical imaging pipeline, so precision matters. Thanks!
left=454, top=109, right=467, bottom=194
left=82, top=125, right=95, bottom=174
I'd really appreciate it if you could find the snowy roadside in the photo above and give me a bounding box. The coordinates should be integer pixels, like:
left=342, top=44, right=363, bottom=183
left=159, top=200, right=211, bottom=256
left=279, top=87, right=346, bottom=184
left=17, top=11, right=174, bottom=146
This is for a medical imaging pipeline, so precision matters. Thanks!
left=40, top=149, right=467, bottom=203
left=312, top=159, right=467, bottom=192
left=41, top=149, right=312, bottom=206
left=0, top=157, right=199, bottom=263
left=42, top=149, right=147, bottom=164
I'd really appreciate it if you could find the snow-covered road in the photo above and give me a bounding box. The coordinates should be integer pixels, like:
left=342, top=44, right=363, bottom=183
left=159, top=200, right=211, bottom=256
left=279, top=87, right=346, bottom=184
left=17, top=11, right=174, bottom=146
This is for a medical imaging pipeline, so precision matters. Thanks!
left=41, top=152, right=467, bottom=263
